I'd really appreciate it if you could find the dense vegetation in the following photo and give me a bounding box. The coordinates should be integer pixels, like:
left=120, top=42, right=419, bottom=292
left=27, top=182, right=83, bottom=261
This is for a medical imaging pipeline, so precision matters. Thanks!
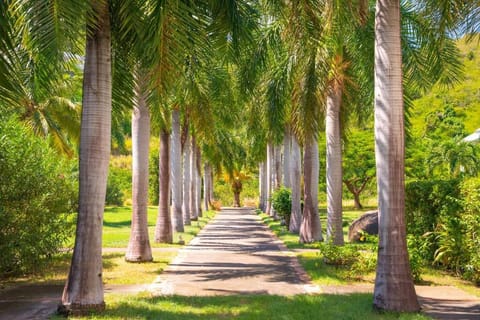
left=0, top=117, right=77, bottom=276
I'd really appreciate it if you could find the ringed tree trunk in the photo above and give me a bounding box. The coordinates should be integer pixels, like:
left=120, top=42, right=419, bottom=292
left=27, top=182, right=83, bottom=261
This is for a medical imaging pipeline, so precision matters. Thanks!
left=289, top=134, right=301, bottom=233
left=326, top=82, right=344, bottom=245
left=373, top=0, right=419, bottom=312
left=209, top=169, right=214, bottom=206
left=203, top=163, right=211, bottom=211
left=170, top=108, right=184, bottom=232
left=266, top=142, right=274, bottom=216
left=154, top=128, right=173, bottom=243
left=60, top=2, right=110, bottom=314
left=125, top=75, right=153, bottom=261
left=190, top=135, right=198, bottom=221
left=182, top=133, right=191, bottom=225
left=299, top=136, right=323, bottom=243
left=195, top=145, right=202, bottom=217
left=283, top=128, right=292, bottom=189
left=232, top=179, right=242, bottom=207
left=274, top=144, right=282, bottom=189
left=259, top=161, right=267, bottom=212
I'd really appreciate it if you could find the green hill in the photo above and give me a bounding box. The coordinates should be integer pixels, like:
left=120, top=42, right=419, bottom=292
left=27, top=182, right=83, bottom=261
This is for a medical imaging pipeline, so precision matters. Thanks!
left=410, top=35, right=480, bottom=136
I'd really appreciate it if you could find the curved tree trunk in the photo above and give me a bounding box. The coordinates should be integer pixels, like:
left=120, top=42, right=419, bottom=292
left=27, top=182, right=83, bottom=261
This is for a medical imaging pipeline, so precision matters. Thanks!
left=283, top=128, right=292, bottom=189
left=182, top=133, right=191, bottom=225
left=126, top=75, right=153, bottom=261
left=266, top=142, right=274, bottom=216
left=373, top=0, right=419, bottom=312
left=289, top=134, right=301, bottom=233
left=154, top=128, right=173, bottom=243
left=300, top=136, right=323, bottom=243
left=190, top=135, right=198, bottom=221
left=171, top=109, right=184, bottom=232
left=326, top=82, right=344, bottom=245
left=60, top=2, right=110, bottom=314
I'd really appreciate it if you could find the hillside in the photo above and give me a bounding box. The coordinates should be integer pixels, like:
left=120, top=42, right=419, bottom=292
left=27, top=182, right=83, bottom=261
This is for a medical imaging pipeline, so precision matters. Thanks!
left=410, top=35, right=480, bottom=136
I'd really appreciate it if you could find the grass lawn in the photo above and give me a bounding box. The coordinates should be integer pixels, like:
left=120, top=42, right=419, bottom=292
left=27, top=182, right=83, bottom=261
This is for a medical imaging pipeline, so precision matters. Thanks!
left=56, top=293, right=429, bottom=320
left=101, top=207, right=216, bottom=247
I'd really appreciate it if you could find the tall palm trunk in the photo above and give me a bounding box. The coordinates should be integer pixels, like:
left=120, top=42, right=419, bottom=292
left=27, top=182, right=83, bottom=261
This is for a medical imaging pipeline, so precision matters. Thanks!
left=259, top=161, right=267, bottom=212
left=373, top=0, right=419, bottom=312
left=266, top=142, right=274, bottom=216
left=326, top=83, right=344, bottom=245
left=203, top=162, right=211, bottom=210
left=182, top=133, right=191, bottom=225
left=289, top=134, right=301, bottom=233
left=154, top=128, right=173, bottom=243
left=300, top=136, right=323, bottom=243
left=60, top=2, right=110, bottom=313
left=126, top=77, right=153, bottom=261
left=209, top=169, right=214, bottom=205
left=274, top=144, right=282, bottom=188
left=195, top=145, right=202, bottom=217
left=171, top=109, right=184, bottom=232
left=283, top=128, right=292, bottom=188
left=190, top=135, right=198, bottom=220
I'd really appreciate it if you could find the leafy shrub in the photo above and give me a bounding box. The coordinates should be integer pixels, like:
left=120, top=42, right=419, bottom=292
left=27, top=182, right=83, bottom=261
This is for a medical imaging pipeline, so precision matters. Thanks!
left=149, top=151, right=159, bottom=205
left=0, top=117, right=77, bottom=277
left=319, top=242, right=360, bottom=266
left=271, top=187, right=292, bottom=226
left=106, top=167, right=130, bottom=206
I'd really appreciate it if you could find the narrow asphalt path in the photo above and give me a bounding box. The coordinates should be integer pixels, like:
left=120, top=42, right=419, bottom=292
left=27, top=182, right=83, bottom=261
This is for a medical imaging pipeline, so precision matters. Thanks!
left=150, top=207, right=318, bottom=296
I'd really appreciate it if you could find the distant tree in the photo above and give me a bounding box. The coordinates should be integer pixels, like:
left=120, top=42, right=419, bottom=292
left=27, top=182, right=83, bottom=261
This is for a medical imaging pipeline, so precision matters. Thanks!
left=343, top=129, right=376, bottom=209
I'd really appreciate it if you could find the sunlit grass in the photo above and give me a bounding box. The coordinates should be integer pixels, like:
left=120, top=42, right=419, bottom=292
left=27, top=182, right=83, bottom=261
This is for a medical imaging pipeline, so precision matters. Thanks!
left=102, top=207, right=216, bottom=247
left=55, top=293, right=430, bottom=320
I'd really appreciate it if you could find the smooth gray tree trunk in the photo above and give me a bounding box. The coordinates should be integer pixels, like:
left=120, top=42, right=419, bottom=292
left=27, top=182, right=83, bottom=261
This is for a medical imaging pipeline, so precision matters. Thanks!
left=373, top=0, right=419, bottom=312
left=203, top=163, right=211, bottom=211
left=171, top=109, right=184, bottom=232
left=266, top=142, right=274, bottom=216
left=154, top=128, right=173, bottom=243
left=326, top=84, right=344, bottom=245
left=289, top=134, right=301, bottom=233
left=60, top=2, right=110, bottom=314
left=300, top=136, right=323, bottom=243
left=126, top=76, right=153, bottom=261
left=190, top=135, right=198, bottom=220
left=283, top=129, right=292, bottom=189
left=196, top=145, right=202, bottom=217
left=259, top=161, right=267, bottom=212
left=182, top=133, right=191, bottom=225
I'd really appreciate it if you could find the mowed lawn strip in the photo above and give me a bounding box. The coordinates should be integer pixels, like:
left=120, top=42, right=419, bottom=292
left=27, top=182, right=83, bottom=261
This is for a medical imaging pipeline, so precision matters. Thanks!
left=54, top=293, right=431, bottom=320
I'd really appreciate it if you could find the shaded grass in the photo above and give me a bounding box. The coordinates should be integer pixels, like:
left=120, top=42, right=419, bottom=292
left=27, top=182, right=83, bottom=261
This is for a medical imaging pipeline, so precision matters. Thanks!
left=58, top=293, right=430, bottom=320
left=102, top=207, right=216, bottom=247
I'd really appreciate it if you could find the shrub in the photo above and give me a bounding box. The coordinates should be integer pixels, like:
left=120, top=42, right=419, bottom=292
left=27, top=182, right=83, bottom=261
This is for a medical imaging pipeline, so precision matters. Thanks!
left=319, top=242, right=360, bottom=266
left=271, top=187, right=292, bottom=226
left=0, top=117, right=77, bottom=277
left=106, top=167, right=130, bottom=206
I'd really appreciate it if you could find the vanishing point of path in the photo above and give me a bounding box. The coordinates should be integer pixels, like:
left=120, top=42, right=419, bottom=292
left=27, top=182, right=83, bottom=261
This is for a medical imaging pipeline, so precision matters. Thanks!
left=150, top=207, right=318, bottom=296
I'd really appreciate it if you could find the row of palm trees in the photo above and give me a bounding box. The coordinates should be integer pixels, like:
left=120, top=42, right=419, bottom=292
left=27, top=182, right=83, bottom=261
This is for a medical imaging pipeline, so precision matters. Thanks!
left=0, top=0, right=478, bottom=315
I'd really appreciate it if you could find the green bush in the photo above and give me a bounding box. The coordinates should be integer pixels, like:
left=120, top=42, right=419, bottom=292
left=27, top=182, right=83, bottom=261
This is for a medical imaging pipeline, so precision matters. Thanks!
left=106, top=167, right=130, bottom=206
left=319, top=242, right=360, bottom=266
left=271, top=187, right=291, bottom=226
left=0, top=117, right=77, bottom=277
left=149, top=151, right=159, bottom=205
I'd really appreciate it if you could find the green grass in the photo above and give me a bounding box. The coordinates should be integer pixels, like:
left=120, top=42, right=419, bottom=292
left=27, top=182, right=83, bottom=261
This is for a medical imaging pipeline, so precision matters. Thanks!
left=58, top=293, right=430, bottom=320
left=101, top=207, right=216, bottom=247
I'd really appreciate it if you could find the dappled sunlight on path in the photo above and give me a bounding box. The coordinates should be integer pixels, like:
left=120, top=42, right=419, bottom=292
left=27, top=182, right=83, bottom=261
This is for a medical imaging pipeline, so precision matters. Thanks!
left=149, top=207, right=319, bottom=296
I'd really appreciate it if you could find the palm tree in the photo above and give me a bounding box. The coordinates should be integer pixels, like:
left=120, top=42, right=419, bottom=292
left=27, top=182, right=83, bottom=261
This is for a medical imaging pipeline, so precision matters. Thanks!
left=289, top=133, right=302, bottom=233
left=126, top=75, right=153, bottom=261
left=154, top=126, right=173, bottom=243
left=182, top=132, right=192, bottom=225
left=372, top=0, right=419, bottom=312
left=61, top=1, right=111, bottom=313
left=170, top=108, right=184, bottom=232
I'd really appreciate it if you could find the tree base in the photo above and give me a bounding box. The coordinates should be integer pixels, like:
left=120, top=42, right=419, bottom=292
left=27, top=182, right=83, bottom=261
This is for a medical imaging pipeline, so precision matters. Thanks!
left=125, top=255, right=153, bottom=263
left=57, top=301, right=105, bottom=317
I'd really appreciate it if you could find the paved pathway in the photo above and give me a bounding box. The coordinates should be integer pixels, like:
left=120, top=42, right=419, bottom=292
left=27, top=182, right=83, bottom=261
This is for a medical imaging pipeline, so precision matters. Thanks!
left=150, top=207, right=319, bottom=296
